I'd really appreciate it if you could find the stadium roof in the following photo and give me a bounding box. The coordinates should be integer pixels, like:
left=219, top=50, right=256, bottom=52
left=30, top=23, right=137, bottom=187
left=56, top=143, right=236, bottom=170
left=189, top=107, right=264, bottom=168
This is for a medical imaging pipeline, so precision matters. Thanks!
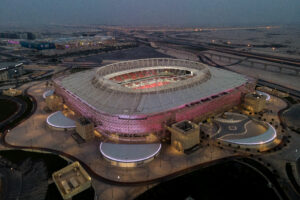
left=57, top=59, right=249, bottom=116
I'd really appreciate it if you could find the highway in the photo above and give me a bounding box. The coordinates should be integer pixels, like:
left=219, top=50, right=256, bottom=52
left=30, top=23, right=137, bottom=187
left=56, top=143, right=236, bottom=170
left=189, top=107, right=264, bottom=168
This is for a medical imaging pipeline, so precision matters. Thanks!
left=207, top=45, right=300, bottom=67
left=198, top=54, right=300, bottom=99
left=159, top=35, right=300, bottom=67
left=147, top=32, right=300, bottom=98
left=256, top=80, right=300, bottom=99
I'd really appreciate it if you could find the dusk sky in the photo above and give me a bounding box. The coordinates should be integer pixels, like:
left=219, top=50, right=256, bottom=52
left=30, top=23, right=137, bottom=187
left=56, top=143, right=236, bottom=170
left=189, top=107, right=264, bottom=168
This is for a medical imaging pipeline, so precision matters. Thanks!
left=1, top=0, right=300, bottom=26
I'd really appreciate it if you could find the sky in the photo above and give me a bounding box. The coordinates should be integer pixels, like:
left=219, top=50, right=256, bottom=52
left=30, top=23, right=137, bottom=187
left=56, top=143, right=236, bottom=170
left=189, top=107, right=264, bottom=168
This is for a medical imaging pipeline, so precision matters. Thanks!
left=1, top=0, right=300, bottom=27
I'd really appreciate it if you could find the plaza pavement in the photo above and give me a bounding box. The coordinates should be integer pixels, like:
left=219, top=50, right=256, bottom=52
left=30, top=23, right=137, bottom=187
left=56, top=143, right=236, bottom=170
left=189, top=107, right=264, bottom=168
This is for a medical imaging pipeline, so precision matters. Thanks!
left=3, top=79, right=299, bottom=200
left=3, top=81, right=241, bottom=199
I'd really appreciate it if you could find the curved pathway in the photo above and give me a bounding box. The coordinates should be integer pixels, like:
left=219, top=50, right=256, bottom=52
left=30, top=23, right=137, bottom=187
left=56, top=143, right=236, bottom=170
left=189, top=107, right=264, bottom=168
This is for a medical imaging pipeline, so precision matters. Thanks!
left=1, top=80, right=296, bottom=200
left=1, top=82, right=241, bottom=186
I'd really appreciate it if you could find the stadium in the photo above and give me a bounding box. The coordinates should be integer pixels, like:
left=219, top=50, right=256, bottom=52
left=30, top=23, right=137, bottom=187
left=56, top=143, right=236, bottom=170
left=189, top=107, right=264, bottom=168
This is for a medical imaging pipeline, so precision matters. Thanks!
left=53, top=58, right=255, bottom=141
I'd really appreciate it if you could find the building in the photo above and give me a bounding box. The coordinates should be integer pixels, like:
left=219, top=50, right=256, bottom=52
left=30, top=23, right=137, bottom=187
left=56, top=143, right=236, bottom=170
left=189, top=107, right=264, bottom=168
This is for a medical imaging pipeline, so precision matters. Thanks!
left=167, top=120, right=200, bottom=152
left=0, top=32, right=19, bottom=39
left=52, top=161, right=91, bottom=200
left=0, top=62, right=24, bottom=81
left=20, top=41, right=56, bottom=50
left=47, top=111, right=76, bottom=131
left=75, top=118, right=95, bottom=141
left=0, top=32, right=36, bottom=40
left=243, top=92, right=267, bottom=113
left=43, top=89, right=54, bottom=99
left=44, top=35, right=114, bottom=50
left=211, top=112, right=278, bottom=151
left=45, top=95, right=63, bottom=112
left=99, top=142, right=161, bottom=167
left=2, top=88, right=23, bottom=96
left=53, top=58, right=255, bottom=142
left=256, top=86, right=288, bottom=98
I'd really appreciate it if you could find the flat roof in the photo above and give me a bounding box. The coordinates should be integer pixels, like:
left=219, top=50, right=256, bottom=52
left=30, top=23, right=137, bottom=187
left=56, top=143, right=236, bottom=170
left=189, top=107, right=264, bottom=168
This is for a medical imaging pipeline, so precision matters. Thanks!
left=221, top=123, right=277, bottom=145
left=57, top=59, right=249, bottom=115
left=43, top=89, right=54, bottom=99
left=175, top=121, right=194, bottom=133
left=256, top=90, right=271, bottom=101
left=100, top=142, right=161, bottom=163
left=52, top=161, right=91, bottom=199
left=47, top=111, right=76, bottom=129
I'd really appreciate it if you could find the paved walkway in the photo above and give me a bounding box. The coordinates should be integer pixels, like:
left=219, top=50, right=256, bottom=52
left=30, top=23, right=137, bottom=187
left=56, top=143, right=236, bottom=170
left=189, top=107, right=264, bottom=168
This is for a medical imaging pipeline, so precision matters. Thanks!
left=3, top=81, right=242, bottom=199
left=2, top=79, right=299, bottom=200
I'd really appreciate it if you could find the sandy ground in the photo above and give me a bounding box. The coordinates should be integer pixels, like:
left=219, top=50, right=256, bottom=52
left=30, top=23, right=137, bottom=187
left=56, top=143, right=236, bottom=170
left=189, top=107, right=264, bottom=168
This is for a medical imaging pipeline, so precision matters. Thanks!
left=168, top=26, right=300, bottom=57
left=203, top=51, right=300, bottom=91
left=74, top=46, right=171, bottom=63
left=227, top=65, right=300, bottom=91
left=155, top=46, right=198, bottom=61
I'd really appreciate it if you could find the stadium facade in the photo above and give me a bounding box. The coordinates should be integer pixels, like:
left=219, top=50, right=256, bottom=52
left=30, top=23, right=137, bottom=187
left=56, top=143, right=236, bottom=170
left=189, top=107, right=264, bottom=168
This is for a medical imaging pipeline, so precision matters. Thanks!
left=54, top=58, right=255, bottom=141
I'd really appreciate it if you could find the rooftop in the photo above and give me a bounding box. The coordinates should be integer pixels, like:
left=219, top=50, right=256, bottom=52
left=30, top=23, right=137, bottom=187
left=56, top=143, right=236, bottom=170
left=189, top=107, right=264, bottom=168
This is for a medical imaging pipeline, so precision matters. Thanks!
left=52, top=161, right=91, bottom=200
left=47, top=111, right=76, bottom=129
left=214, top=113, right=277, bottom=145
left=174, top=121, right=194, bottom=133
left=100, top=142, right=161, bottom=163
left=42, top=89, right=54, bottom=99
left=56, top=59, right=249, bottom=116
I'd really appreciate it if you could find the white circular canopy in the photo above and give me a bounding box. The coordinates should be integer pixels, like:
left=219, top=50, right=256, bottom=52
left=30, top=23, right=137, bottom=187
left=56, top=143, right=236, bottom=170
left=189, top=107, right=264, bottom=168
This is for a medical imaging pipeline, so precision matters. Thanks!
left=100, top=142, right=161, bottom=163
left=47, top=111, right=76, bottom=129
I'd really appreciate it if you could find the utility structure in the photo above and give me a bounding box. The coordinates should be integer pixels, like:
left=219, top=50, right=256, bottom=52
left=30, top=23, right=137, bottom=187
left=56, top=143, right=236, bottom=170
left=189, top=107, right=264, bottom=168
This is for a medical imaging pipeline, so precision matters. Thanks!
left=167, top=120, right=200, bottom=152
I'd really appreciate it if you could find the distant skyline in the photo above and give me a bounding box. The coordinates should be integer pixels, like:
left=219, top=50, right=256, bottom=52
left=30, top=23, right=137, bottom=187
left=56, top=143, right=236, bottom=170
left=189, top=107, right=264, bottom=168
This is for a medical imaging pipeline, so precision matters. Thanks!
left=1, top=0, right=300, bottom=27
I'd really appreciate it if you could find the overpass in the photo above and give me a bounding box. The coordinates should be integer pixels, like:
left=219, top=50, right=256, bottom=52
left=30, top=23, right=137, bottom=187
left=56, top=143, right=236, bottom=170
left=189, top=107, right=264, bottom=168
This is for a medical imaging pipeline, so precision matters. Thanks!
left=202, top=51, right=300, bottom=77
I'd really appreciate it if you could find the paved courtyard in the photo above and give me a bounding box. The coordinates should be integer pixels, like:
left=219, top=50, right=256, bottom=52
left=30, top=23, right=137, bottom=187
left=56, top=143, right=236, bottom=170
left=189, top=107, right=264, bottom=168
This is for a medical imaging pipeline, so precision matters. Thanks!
left=4, top=81, right=241, bottom=199
left=2, top=79, right=300, bottom=200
